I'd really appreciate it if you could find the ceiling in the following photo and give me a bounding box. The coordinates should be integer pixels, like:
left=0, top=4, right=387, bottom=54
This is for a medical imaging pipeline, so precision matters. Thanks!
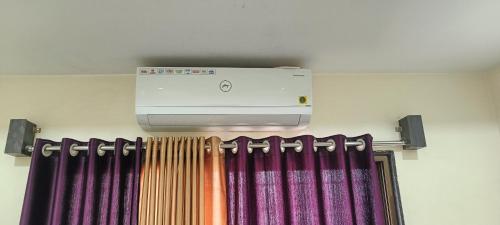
left=2, top=0, right=500, bottom=75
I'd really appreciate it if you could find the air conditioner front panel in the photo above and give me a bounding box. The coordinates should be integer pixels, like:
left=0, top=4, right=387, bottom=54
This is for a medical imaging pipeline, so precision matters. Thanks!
left=136, top=67, right=312, bottom=107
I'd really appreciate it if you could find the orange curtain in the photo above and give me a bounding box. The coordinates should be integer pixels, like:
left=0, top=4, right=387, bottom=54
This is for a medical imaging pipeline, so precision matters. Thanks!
left=139, top=136, right=225, bottom=225
left=204, top=137, right=227, bottom=225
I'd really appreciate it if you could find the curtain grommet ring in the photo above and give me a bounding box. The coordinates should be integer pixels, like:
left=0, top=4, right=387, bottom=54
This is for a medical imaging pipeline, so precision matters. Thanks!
left=231, top=141, right=238, bottom=154
left=280, top=139, right=286, bottom=153
left=97, top=143, right=106, bottom=156
left=294, top=140, right=303, bottom=152
left=219, top=144, right=224, bottom=154
left=313, top=139, right=318, bottom=152
left=247, top=141, right=253, bottom=154
left=217, top=141, right=226, bottom=154
left=326, top=139, right=336, bottom=152
left=41, top=144, right=52, bottom=157
left=262, top=140, right=270, bottom=153
left=344, top=142, right=348, bottom=152
left=122, top=143, right=130, bottom=156
left=356, top=139, right=366, bottom=151
left=206, top=140, right=211, bottom=153
left=69, top=143, right=79, bottom=157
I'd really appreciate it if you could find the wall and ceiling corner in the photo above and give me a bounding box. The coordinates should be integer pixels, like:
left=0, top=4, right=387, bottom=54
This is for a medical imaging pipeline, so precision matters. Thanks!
left=491, top=69, right=500, bottom=132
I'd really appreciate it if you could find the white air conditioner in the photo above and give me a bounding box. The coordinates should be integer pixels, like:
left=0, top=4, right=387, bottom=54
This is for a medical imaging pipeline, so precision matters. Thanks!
left=136, top=67, right=312, bottom=131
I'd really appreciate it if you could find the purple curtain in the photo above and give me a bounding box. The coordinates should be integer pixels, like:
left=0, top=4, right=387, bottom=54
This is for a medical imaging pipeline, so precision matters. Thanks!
left=19, top=138, right=142, bottom=225
left=225, top=134, right=385, bottom=225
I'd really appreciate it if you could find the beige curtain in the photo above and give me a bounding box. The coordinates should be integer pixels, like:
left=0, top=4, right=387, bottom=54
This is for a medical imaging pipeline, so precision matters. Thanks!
left=204, top=137, right=227, bottom=225
left=139, top=136, right=226, bottom=225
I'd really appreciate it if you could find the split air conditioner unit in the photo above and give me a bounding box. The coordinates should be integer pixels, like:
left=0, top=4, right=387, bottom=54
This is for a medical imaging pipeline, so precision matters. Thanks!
left=136, top=67, right=312, bottom=131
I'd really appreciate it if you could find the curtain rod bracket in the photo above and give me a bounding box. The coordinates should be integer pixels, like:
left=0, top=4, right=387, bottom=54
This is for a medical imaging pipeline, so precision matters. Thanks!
left=4, top=119, right=37, bottom=157
left=397, top=115, right=426, bottom=150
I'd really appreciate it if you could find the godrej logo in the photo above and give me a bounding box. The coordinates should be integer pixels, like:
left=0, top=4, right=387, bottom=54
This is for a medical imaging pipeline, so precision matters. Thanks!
left=219, top=80, right=232, bottom=92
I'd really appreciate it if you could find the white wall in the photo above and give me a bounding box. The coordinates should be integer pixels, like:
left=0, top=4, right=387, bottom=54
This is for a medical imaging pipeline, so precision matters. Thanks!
left=1, top=74, right=500, bottom=225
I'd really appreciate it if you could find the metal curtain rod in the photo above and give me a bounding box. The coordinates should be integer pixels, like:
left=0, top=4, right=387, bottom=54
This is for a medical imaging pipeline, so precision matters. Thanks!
left=5, top=116, right=427, bottom=157
left=25, top=140, right=407, bottom=153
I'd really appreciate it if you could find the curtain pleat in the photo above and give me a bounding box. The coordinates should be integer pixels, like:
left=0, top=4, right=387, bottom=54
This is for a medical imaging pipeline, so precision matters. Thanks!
left=346, top=136, right=385, bottom=225
left=170, top=138, right=179, bottom=225
left=157, top=137, right=166, bottom=225
left=151, top=138, right=159, bottom=225
left=191, top=138, right=199, bottom=225
left=198, top=137, right=205, bottom=225
left=139, top=138, right=152, bottom=225
left=19, top=139, right=61, bottom=225
left=20, top=138, right=142, bottom=225
left=176, top=138, right=185, bottom=225
left=184, top=137, right=192, bottom=225
left=204, top=137, right=227, bottom=225
left=164, top=137, right=174, bottom=225
left=131, top=138, right=143, bottom=225
left=51, top=138, right=88, bottom=225
left=139, top=136, right=208, bottom=225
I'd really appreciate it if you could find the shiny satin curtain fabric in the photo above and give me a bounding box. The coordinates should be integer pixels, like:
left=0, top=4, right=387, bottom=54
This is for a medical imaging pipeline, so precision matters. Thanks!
left=19, top=138, right=142, bottom=225
left=204, top=137, right=227, bottom=225
left=139, top=137, right=226, bottom=225
left=225, top=134, right=385, bottom=225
